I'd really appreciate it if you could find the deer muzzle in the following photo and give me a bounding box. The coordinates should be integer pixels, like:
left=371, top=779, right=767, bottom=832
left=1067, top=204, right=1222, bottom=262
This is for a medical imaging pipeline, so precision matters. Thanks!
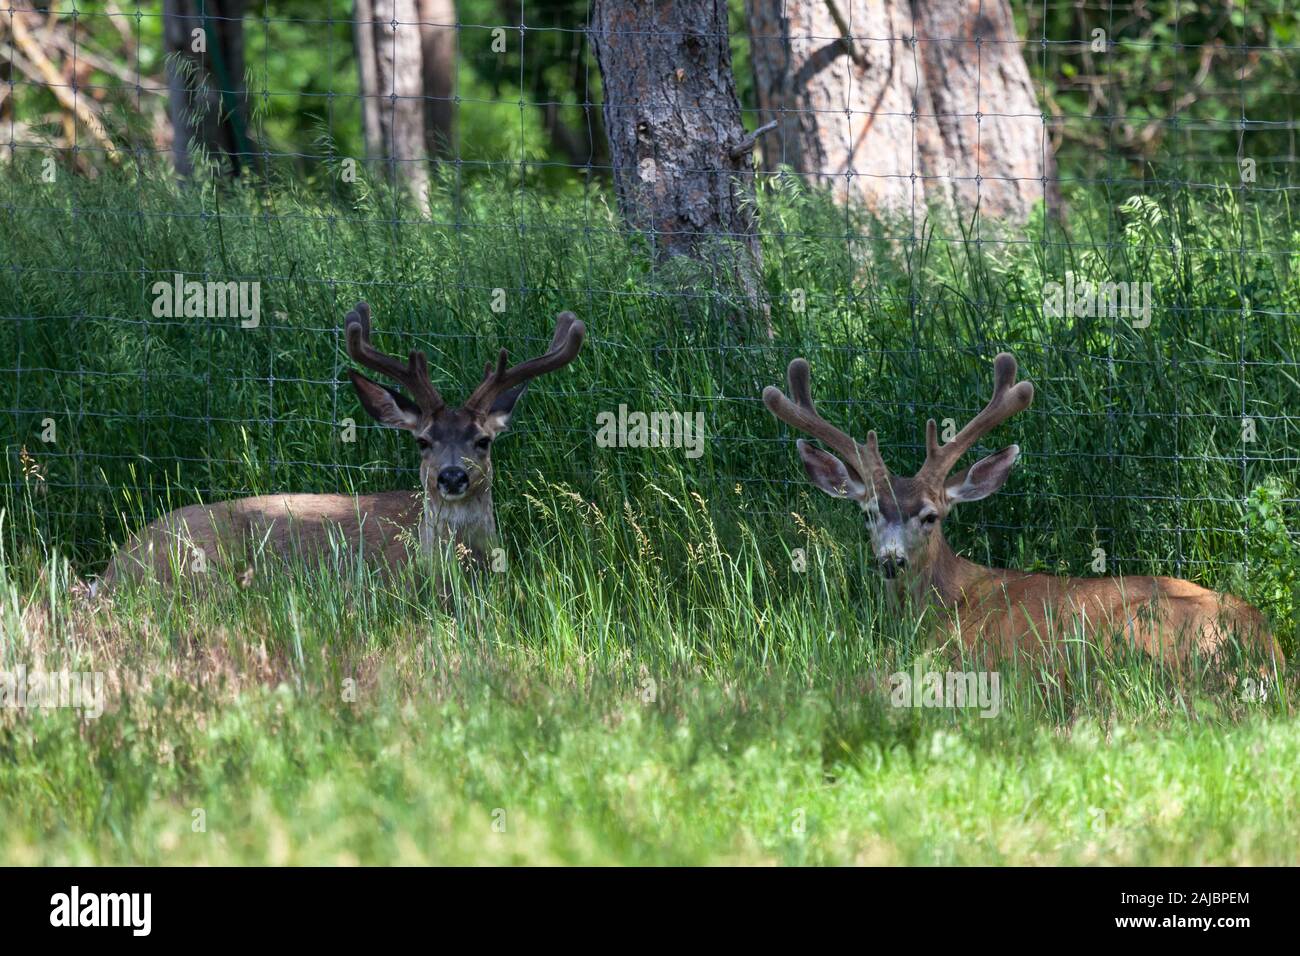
left=436, top=466, right=471, bottom=499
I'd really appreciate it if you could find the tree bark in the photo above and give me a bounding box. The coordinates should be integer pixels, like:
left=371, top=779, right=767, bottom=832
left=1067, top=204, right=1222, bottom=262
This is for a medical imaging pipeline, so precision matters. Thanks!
left=163, top=0, right=253, bottom=177
left=355, top=0, right=432, bottom=211
left=746, top=0, right=1059, bottom=223
left=418, top=0, right=456, bottom=157
left=590, top=0, right=763, bottom=306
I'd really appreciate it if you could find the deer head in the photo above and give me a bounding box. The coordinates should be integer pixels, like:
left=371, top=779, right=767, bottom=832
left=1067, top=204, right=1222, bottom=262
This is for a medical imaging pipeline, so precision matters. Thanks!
left=763, top=353, right=1033, bottom=580
left=345, top=302, right=585, bottom=505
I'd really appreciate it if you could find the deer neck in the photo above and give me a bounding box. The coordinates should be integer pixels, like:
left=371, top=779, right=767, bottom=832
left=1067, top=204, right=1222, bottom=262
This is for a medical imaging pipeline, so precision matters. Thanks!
left=418, top=490, right=498, bottom=564
left=901, top=529, right=997, bottom=609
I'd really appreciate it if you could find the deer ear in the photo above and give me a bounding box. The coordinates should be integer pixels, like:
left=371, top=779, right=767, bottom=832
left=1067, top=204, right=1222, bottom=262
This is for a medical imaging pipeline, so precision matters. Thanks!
left=484, top=383, right=526, bottom=433
left=946, top=445, right=1020, bottom=503
left=797, top=439, right=867, bottom=500
left=349, top=370, right=421, bottom=431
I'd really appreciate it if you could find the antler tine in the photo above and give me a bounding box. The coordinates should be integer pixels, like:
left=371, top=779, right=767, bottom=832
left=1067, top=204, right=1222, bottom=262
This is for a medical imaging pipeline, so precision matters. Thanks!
left=465, top=311, right=586, bottom=411
left=919, top=352, right=1033, bottom=480
left=762, top=358, right=886, bottom=483
left=344, top=301, right=444, bottom=413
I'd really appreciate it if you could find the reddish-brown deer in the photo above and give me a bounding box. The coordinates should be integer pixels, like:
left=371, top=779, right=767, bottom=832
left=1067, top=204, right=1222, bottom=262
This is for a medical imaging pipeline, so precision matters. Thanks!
left=763, top=353, right=1284, bottom=674
left=101, top=302, right=585, bottom=590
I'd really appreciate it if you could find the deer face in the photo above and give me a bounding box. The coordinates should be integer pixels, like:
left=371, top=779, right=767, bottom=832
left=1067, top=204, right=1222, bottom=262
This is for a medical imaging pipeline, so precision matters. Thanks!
left=796, top=438, right=1020, bottom=578
left=348, top=375, right=524, bottom=503
left=765, top=354, right=1032, bottom=582
left=343, top=302, right=584, bottom=507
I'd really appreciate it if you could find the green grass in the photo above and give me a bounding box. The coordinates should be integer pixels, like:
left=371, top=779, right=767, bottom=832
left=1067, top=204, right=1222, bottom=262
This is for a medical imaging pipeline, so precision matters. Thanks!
left=1, top=540, right=1296, bottom=865
left=1, top=163, right=1298, bottom=864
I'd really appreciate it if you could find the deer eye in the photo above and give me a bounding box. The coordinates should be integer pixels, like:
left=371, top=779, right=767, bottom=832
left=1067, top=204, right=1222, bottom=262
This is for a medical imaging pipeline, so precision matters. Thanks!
left=474, top=435, right=492, bottom=451
left=920, top=512, right=938, bottom=526
left=416, top=437, right=432, bottom=451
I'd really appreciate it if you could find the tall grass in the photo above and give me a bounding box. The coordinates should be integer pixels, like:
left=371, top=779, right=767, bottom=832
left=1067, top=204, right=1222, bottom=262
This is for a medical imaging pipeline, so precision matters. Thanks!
left=3, top=164, right=1296, bottom=589
left=0, top=163, right=1297, bottom=863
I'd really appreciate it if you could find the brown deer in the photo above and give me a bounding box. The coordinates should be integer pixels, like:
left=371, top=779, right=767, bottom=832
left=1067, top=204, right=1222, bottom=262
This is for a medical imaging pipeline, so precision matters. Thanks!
left=100, top=302, right=585, bottom=590
left=763, top=353, right=1284, bottom=673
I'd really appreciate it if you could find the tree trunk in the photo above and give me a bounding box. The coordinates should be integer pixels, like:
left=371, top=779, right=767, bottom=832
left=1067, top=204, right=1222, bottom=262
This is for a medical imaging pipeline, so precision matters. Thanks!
left=163, top=0, right=253, bottom=177
left=355, top=0, right=431, bottom=211
left=746, top=0, right=1059, bottom=223
left=418, top=0, right=456, bottom=157
left=590, top=0, right=763, bottom=307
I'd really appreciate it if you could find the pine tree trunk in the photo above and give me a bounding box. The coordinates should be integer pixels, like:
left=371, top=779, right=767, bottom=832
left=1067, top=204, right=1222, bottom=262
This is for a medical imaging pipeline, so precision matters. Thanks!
left=356, top=0, right=431, bottom=211
left=746, top=0, right=1059, bottom=223
left=163, top=0, right=253, bottom=177
left=418, top=0, right=457, bottom=157
left=590, top=0, right=764, bottom=309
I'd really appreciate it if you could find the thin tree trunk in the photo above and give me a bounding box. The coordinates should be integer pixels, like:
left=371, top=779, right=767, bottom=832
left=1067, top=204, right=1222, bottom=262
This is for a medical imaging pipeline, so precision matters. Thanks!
left=747, top=0, right=1059, bottom=223
left=590, top=0, right=764, bottom=310
left=163, top=0, right=253, bottom=177
left=356, top=0, right=431, bottom=211
left=495, top=0, right=605, bottom=172
left=418, top=0, right=456, bottom=157
left=572, top=29, right=609, bottom=172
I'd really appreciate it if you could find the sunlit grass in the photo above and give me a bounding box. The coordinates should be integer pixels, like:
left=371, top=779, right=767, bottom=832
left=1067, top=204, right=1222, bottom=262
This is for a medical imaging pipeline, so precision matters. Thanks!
left=0, top=166, right=1297, bottom=864
left=1, top=489, right=1296, bottom=865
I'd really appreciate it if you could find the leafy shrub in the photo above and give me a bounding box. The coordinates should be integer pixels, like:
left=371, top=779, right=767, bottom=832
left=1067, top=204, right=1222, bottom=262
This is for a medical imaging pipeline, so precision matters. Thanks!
left=1236, top=479, right=1299, bottom=658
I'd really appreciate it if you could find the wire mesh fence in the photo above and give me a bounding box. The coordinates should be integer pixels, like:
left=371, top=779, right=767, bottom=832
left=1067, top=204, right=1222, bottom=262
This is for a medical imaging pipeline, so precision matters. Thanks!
left=2, top=0, right=1298, bottom=583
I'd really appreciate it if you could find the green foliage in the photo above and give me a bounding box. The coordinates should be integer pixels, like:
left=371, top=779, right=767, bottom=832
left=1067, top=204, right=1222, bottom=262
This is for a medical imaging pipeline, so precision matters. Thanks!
left=1, top=163, right=1297, bottom=598
left=1023, top=0, right=1300, bottom=177
left=3, top=670, right=1299, bottom=864
left=1238, top=478, right=1299, bottom=656
left=1, top=506, right=1297, bottom=864
left=2, top=144, right=1297, bottom=867
left=13, top=2, right=1298, bottom=188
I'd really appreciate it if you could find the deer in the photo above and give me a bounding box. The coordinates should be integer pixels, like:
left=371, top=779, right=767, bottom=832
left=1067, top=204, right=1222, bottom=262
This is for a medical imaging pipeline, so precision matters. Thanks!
left=763, top=352, right=1285, bottom=676
left=99, top=302, right=585, bottom=592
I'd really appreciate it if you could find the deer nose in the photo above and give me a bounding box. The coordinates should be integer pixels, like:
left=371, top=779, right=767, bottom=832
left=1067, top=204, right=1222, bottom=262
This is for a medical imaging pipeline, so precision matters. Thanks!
left=437, top=466, right=470, bottom=496
left=879, top=556, right=906, bottom=579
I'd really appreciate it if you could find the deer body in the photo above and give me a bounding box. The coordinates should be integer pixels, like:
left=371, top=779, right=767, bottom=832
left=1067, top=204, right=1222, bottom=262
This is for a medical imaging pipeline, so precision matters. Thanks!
left=764, top=353, right=1283, bottom=672
left=99, top=490, right=501, bottom=588
left=101, top=303, right=584, bottom=591
left=901, top=526, right=1271, bottom=669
